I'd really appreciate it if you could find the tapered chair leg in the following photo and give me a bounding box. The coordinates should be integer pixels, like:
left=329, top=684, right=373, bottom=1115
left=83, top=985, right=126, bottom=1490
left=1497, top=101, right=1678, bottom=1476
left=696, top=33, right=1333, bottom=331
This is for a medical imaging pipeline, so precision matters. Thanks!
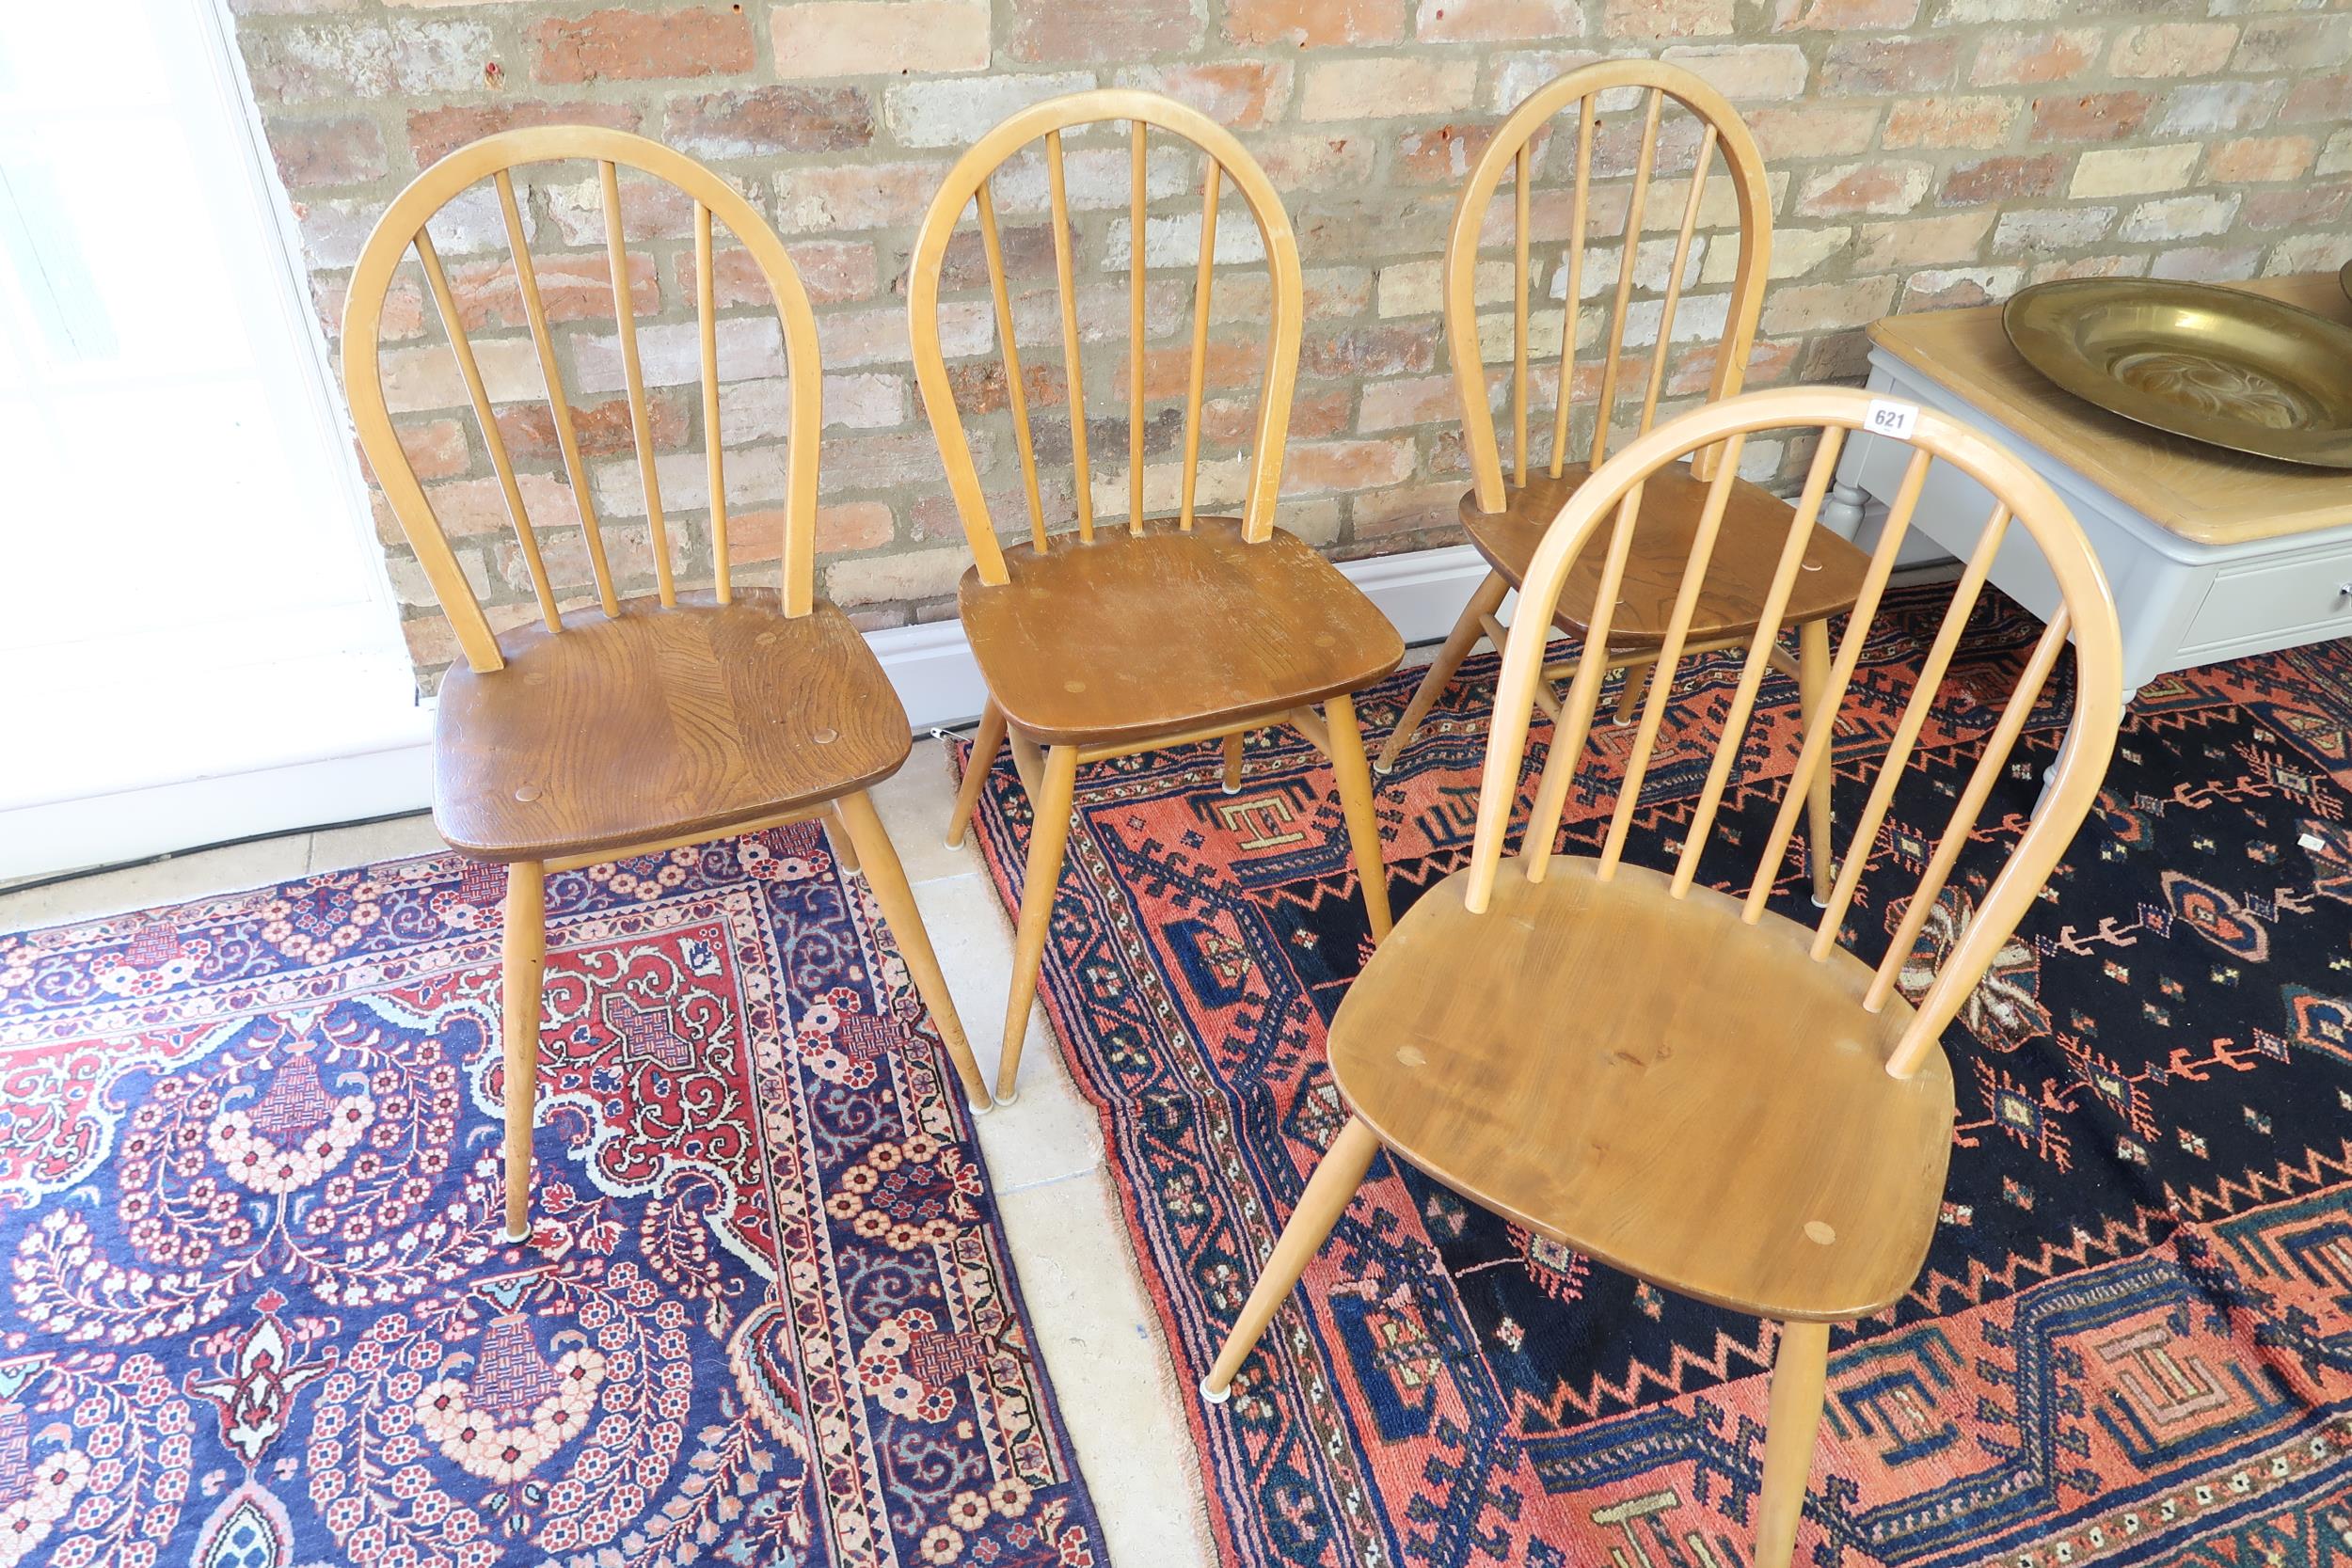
left=1796, top=620, right=1836, bottom=907
left=1325, top=694, right=1393, bottom=942
left=946, top=700, right=1009, bottom=849
left=1221, top=731, right=1246, bottom=794
left=501, top=861, right=546, bottom=1244
left=997, top=743, right=1079, bottom=1104
left=1375, top=570, right=1509, bottom=775
left=819, top=805, right=862, bottom=874
left=1755, top=1319, right=1831, bottom=1568
left=1613, top=657, right=1651, bottom=726
left=833, top=789, right=993, bottom=1113
left=1201, top=1116, right=1382, bottom=1402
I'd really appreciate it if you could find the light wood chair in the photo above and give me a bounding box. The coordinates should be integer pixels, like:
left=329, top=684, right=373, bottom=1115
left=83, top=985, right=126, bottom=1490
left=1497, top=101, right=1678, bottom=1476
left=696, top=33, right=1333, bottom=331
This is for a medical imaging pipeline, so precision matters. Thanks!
left=1200, top=385, right=2124, bottom=1568
left=909, top=90, right=1404, bottom=1103
left=1377, top=61, right=1871, bottom=902
left=344, top=127, right=992, bottom=1245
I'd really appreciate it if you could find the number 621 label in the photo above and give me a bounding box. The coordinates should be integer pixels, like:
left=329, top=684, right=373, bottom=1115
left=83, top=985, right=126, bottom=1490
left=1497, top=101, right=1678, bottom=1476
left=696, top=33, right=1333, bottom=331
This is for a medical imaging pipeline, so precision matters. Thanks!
left=1865, top=398, right=1920, bottom=440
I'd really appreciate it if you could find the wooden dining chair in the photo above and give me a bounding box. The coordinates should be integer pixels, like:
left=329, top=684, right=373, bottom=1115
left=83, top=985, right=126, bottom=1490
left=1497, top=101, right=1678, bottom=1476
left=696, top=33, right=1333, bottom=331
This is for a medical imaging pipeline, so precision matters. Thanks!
left=1200, top=385, right=2123, bottom=1568
left=1377, top=61, right=1871, bottom=901
left=909, top=90, right=1404, bottom=1103
left=344, top=127, right=992, bottom=1245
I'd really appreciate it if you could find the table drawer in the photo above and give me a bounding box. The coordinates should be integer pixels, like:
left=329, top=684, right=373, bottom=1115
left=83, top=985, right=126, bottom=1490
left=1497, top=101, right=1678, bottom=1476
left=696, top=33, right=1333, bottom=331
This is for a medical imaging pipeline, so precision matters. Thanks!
left=2183, top=546, right=2352, bottom=654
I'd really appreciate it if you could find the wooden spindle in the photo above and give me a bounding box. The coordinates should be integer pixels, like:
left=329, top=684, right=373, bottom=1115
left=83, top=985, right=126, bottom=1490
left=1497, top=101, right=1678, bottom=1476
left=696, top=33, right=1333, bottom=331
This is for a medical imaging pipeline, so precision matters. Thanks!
left=1637, top=124, right=1716, bottom=437
left=1513, top=141, right=1532, bottom=488
left=1130, top=120, right=1147, bottom=534
left=496, top=169, right=619, bottom=617
left=1179, top=158, right=1221, bottom=531
left=1515, top=483, right=1646, bottom=890
left=1869, top=607, right=2073, bottom=1021
left=1740, top=446, right=1933, bottom=922
left=413, top=229, right=561, bottom=631
left=1669, top=428, right=1849, bottom=895
left=1809, top=500, right=2010, bottom=956
left=977, top=182, right=1048, bottom=550
left=599, top=161, right=674, bottom=608
left=1045, top=132, right=1094, bottom=543
left=1596, top=436, right=1745, bottom=877
left=1549, top=98, right=1597, bottom=481
left=1591, top=88, right=1662, bottom=469
left=694, top=202, right=729, bottom=604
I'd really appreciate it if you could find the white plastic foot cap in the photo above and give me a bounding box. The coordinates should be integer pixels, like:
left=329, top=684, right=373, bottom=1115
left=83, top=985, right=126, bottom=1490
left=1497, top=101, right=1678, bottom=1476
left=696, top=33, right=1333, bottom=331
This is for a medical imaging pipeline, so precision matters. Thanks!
left=993, top=1089, right=1019, bottom=1107
left=1221, top=783, right=1241, bottom=796
left=1199, top=1378, right=1232, bottom=1405
left=501, top=1225, right=532, bottom=1245
left=1811, top=894, right=1831, bottom=910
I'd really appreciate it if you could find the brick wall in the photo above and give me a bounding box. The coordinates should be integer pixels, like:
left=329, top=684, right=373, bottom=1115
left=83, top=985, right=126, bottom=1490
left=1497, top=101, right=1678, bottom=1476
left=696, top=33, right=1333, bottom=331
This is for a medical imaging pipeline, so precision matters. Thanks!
left=230, top=0, right=2352, bottom=689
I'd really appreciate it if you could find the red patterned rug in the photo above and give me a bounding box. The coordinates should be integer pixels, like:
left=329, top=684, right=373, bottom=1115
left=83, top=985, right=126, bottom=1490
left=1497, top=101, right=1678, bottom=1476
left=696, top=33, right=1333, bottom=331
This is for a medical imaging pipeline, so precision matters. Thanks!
left=955, top=584, right=2352, bottom=1568
left=0, top=825, right=1102, bottom=1568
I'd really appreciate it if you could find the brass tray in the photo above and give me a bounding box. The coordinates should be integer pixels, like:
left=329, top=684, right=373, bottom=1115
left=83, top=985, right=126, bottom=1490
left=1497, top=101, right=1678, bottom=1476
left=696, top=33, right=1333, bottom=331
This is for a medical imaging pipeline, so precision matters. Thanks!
left=2002, top=277, right=2352, bottom=468
left=2340, top=257, right=2351, bottom=306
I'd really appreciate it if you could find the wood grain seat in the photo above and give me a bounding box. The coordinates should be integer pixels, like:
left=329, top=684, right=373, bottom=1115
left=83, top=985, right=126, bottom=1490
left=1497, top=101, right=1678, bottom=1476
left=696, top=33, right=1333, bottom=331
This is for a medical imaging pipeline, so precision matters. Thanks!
left=434, top=590, right=909, bottom=863
left=1464, top=467, right=1871, bottom=648
left=957, top=518, right=1404, bottom=747
left=1330, top=858, right=1955, bottom=1321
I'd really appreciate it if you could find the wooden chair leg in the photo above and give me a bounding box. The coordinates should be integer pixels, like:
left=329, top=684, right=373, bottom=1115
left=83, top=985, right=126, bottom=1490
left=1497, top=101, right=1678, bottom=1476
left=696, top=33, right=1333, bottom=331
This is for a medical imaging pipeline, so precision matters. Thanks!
left=998, top=743, right=1079, bottom=1104
left=1375, top=569, right=1508, bottom=775
left=1201, top=1116, right=1381, bottom=1402
left=1796, top=620, right=1836, bottom=907
left=833, top=789, right=992, bottom=1113
left=1755, top=1319, right=1831, bottom=1568
left=819, top=805, right=861, bottom=874
left=501, top=861, right=546, bottom=1244
left=1325, top=693, right=1393, bottom=942
left=946, top=699, right=1008, bottom=849
left=1221, top=731, right=1245, bottom=794
left=1613, top=657, right=1650, bottom=726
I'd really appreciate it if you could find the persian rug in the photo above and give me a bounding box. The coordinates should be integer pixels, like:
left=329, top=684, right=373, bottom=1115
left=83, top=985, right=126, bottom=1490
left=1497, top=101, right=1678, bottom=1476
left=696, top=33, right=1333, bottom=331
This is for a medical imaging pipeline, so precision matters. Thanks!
left=956, top=584, right=2352, bottom=1568
left=0, top=825, right=1103, bottom=1568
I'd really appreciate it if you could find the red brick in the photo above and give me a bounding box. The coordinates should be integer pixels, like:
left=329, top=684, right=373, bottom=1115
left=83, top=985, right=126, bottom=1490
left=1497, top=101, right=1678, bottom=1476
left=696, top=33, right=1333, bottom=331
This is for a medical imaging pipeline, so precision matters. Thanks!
left=665, top=85, right=872, bottom=157
left=1119, top=341, right=1266, bottom=401
left=946, top=359, right=1067, bottom=415
left=1204, top=388, right=1352, bottom=446
left=675, top=240, right=877, bottom=308
left=770, top=2, right=992, bottom=77
left=406, top=100, right=640, bottom=167
left=495, top=389, right=695, bottom=461
left=444, top=251, right=660, bottom=332
left=1772, top=0, right=1916, bottom=27
left=2109, top=23, right=2238, bottom=80
left=1280, top=437, right=1416, bottom=496
left=2282, top=75, right=2352, bottom=126
left=1604, top=0, right=1734, bottom=38
left=1114, top=63, right=1293, bottom=129
left=726, top=503, right=895, bottom=563
left=271, top=116, right=387, bottom=187
left=1393, top=123, right=1510, bottom=184
left=1940, top=153, right=2065, bottom=205
left=1744, top=105, right=1881, bottom=160
left=2205, top=136, right=2316, bottom=184
left=2029, top=92, right=2153, bottom=144
left=1883, top=95, right=2017, bottom=150
left=373, top=419, right=469, bottom=483
left=1009, top=0, right=1200, bottom=61
left=1415, top=0, right=1583, bottom=42
left=1301, top=323, right=1438, bottom=379
left=528, top=8, right=754, bottom=85
left=1224, top=0, right=1404, bottom=48
left=2242, top=183, right=2352, bottom=231
left=1968, top=27, right=2099, bottom=86
left=1822, top=36, right=1956, bottom=95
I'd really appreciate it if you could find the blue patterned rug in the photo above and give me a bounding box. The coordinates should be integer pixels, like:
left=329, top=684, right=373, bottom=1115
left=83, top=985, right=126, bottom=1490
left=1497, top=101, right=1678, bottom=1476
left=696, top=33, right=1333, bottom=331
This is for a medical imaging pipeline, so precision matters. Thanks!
left=0, top=821, right=1102, bottom=1567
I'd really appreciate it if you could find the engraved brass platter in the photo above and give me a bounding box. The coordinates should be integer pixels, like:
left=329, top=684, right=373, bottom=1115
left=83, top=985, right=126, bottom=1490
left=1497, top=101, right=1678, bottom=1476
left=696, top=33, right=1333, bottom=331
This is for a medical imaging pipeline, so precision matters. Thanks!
left=2003, top=277, right=2352, bottom=468
left=2340, top=257, right=2352, bottom=307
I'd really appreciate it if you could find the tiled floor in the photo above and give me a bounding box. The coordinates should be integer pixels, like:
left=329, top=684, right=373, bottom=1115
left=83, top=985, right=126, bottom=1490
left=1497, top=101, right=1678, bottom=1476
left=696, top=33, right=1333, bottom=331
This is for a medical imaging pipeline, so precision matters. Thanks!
left=0, top=741, right=1217, bottom=1568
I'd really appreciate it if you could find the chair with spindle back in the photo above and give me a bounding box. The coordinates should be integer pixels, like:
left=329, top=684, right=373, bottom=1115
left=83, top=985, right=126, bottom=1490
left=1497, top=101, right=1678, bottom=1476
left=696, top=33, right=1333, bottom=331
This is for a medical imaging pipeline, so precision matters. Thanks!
left=1200, top=385, right=2123, bottom=1568
left=909, top=90, right=1405, bottom=1103
left=344, top=127, right=993, bottom=1245
left=1376, top=61, right=1871, bottom=902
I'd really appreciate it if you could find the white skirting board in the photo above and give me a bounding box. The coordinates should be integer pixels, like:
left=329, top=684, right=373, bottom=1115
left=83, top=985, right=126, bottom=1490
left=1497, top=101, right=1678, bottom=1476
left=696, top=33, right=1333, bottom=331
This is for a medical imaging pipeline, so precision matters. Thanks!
left=3, top=544, right=1492, bottom=883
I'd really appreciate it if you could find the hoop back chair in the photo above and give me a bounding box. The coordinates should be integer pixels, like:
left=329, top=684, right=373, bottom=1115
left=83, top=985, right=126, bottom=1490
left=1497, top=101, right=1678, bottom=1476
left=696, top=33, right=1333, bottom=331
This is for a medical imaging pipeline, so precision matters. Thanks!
left=1202, top=386, right=2123, bottom=1568
left=345, top=127, right=990, bottom=1243
left=910, top=91, right=1404, bottom=1102
left=1378, top=62, right=1871, bottom=901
